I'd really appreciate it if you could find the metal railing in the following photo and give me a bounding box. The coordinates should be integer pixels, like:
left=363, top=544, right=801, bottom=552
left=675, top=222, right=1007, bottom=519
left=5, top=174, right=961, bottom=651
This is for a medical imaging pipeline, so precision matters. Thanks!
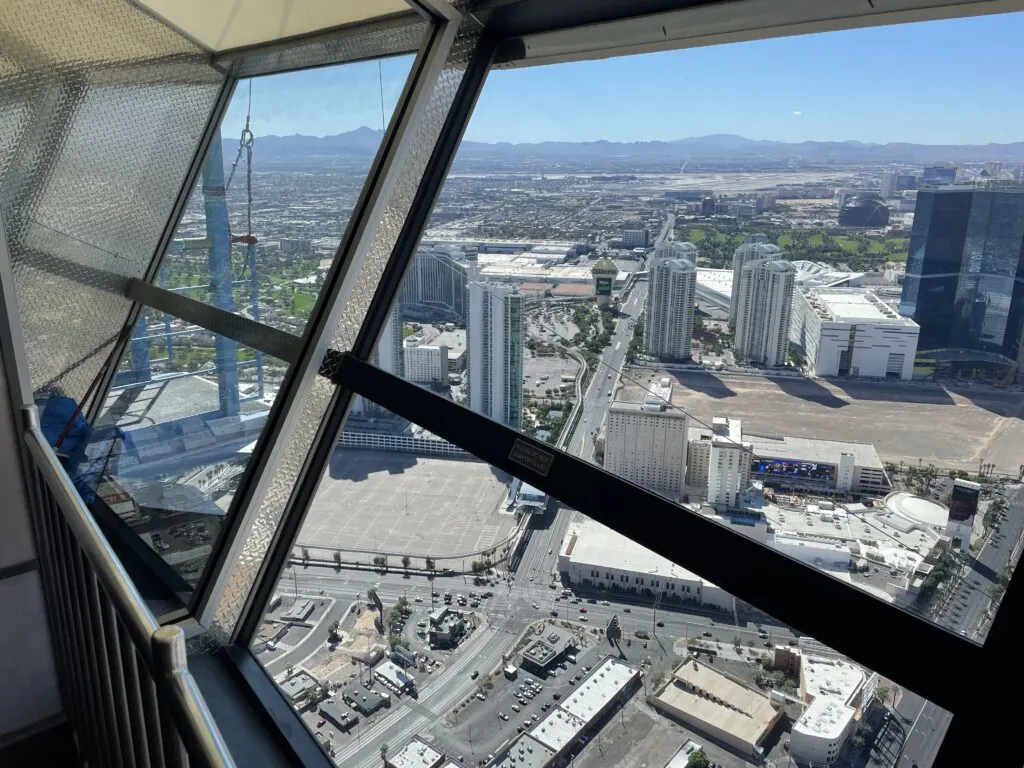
left=22, top=406, right=235, bottom=768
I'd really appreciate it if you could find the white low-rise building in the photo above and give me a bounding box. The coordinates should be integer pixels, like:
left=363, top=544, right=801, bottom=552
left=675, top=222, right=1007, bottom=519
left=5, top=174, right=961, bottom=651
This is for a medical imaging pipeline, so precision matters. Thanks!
left=791, top=287, right=919, bottom=380
left=789, top=652, right=868, bottom=766
left=558, top=519, right=735, bottom=611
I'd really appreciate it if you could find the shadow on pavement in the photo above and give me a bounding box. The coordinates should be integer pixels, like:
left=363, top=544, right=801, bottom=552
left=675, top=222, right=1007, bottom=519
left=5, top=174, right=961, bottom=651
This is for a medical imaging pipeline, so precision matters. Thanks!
left=327, top=447, right=419, bottom=480
left=671, top=371, right=737, bottom=399
left=772, top=375, right=849, bottom=409
left=830, top=379, right=956, bottom=407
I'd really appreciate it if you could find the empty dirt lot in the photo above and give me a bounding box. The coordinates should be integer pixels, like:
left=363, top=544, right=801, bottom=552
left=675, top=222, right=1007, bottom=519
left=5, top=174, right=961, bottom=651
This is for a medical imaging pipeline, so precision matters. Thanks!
left=620, top=370, right=1024, bottom=474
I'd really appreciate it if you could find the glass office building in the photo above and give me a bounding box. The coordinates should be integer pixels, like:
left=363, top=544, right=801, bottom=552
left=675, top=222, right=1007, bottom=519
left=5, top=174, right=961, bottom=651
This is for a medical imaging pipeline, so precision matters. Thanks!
left=900, top=188, right=1024, bottom=363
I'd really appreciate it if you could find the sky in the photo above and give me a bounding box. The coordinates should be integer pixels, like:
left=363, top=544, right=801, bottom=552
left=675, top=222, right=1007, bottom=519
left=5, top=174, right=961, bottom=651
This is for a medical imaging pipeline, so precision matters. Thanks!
left=221, top=11, right=1024, bottom=146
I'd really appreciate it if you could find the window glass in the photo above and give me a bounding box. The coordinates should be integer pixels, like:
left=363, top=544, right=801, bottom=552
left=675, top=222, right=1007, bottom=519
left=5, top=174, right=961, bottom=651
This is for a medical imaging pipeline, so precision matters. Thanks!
left=368, top=12, right=1024, bottom=642
left=256, top=400, right=949, bottom=768
left=35, top=309, right=286, bottom=594
left=157, top=55, right=414, bottom=334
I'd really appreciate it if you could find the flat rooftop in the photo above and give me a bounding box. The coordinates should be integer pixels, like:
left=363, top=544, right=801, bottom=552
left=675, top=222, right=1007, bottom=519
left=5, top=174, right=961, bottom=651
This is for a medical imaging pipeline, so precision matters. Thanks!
left=389, top=737, right=443, bottom=768
left=529, top=708, right=588, bottom=753
left=656, top=660, right=777, bottom=747
left=743, top=432, right=884, bottom=470
left=559, top=657, right=639, bottom=723
left=523, top=640, right=558, bottom=666
left=804, top=288, right=918, bottom=327
left=795, top=655, right=865, bottom=741
left=562, top=519, right=713, bottom=586
left=491, top=735, right=555, bottom=768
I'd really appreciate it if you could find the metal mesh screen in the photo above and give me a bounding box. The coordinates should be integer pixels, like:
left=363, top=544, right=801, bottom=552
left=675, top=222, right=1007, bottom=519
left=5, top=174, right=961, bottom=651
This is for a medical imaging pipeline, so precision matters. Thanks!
left=211, top=13, right=483, bottom=640
left=0, top=0, right=225, bottom=401
left=226, top=16, right=428, bottom=79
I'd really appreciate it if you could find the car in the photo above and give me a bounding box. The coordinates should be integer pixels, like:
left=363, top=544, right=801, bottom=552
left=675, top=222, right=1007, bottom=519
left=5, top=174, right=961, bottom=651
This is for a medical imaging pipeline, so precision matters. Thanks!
left=579, top=607, right=587, bottom=613
left=432, top=591, right=440, bottom=598
left=623, top=607, right=631, bottom=613
left=476, top=693, right=486, bottom=701
left=531, top=714, right=539, bottom=721
left=470, top=670, right=479, bottom=679
left=517, top=726, right=525, bottom=733
left=512, top=704, right=521, bottom=712
left=523, top=720, right=532, bottom=729
left=635, top=630, right=649, bottom=639
left=548, top=548, right=553, bottom=555
left=414, top=596, right=423, bottom=602
left=558, top=663, right=568, bottom=670
left=529, top=576, right=534, bottom=582
left=417, top=621, right=427, bottom=628
left=703, top=631, right=713, bottom=637
left=541, top=703, right=550, bottom=711
left=600, top=600, right=610, bottom=606
left=579, top=616, right=588, bottom=622
left=626, top=639, right=631, bottom=647
left=499, top=712, right=509, bottom=721
left=316, top=719, right=326, bottom=728
left=551, top=610, right=559, bottom=617
left=532, top=602, right=539, bottom=609
left=960, top=629, right=967, bottom=636
left=552, top=693, right=562, bottom=700
left=470, top=601, right=480, bottom=608
left=656, top=620, right=664, bottom=627
left=519, top=698, right=528, bottom=705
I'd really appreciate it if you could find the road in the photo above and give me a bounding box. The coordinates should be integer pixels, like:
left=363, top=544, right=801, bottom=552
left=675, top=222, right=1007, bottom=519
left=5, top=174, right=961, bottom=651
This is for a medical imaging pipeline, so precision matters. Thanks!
left=894, top=486, right=1023, bottom=767
left=307, top=209, right=800, bottom=766
left=570, top=283, right=646, bottom=460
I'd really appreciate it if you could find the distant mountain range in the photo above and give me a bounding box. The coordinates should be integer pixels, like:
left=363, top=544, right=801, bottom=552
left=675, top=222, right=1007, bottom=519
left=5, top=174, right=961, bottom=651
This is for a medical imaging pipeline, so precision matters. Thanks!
left=228, top=127, right=1024, bottom=167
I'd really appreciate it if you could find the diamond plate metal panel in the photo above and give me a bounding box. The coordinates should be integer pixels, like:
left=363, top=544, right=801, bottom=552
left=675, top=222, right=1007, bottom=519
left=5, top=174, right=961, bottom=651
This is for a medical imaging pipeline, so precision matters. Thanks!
left=227, top=17, right=428, bottom=79
left=0, top=0, right=225, bottom=402
left=211, top=14, right=483, bottom=640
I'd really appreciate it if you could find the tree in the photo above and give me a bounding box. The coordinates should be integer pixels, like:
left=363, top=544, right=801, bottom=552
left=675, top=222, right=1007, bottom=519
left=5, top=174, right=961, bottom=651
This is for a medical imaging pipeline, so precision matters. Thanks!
left=332, top=551, right=342, bottom=570
left=380, top=743, right=389, bottom=766
left=425, top=557, right=435, bottom=571
left=402, top=555, right=411, bottom=570
left=687, top=749, right=711, bottom=768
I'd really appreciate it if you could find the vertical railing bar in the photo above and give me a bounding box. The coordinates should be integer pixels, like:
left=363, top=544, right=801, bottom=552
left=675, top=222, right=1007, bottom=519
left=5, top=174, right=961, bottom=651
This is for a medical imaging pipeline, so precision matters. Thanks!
left=100, top=597, right=135, bottom=765
left=69, top=544, right=114, bottom=768
left=29, top=474, right=75, bottom=716
left=138, top=648, right=168, bottom=768
left=55, top=515, right=104, bottom=766
left=84, top=572, right=125, bottom=768
left=119, top=620, right=154, bottom=768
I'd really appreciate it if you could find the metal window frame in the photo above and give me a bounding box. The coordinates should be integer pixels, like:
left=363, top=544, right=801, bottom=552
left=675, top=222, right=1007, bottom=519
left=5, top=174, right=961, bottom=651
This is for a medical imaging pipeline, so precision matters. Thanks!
left=190, top=10, right=467, bottom=632
left=10, top=3, right=1020, bottom=765
left=325, top=355, right=1023, bottom=768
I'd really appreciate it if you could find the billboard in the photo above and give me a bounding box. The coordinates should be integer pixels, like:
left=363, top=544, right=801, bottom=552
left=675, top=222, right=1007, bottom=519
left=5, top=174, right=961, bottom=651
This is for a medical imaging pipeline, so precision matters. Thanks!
left=595, top=277, right=613, bottom=296
left=948, top=480, right=980, bottom=522
left=752, top=458, right=834, bottom=483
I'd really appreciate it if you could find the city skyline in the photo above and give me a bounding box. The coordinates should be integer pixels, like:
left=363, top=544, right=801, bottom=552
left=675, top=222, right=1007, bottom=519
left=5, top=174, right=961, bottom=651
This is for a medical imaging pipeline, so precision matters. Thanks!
left=220, top=11, right=1024, bottom=146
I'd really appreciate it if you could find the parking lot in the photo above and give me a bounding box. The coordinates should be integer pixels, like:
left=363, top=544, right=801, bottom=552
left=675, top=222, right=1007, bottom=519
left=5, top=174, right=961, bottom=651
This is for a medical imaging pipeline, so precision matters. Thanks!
left=437, top=625, right=603, bottom=762
left=299, top=449, right=516, bottom=556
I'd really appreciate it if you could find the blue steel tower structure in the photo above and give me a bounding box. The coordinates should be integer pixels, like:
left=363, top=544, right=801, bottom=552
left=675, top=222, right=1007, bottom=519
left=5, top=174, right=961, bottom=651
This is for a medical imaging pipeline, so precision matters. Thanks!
left=122, top=128, right=258, bottom=417
left=202, top=132, right=241, bottom=417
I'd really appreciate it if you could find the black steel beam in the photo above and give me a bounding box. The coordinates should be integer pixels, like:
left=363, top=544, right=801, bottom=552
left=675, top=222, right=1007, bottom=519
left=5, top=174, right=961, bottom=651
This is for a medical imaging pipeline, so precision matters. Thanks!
left=329, top=352, right=984, bottom=718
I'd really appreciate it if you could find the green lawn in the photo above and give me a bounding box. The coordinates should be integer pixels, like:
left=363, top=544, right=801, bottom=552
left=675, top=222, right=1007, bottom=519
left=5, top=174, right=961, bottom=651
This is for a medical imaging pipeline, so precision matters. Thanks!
left=292, top=292, right=316, bottom=316
left=833, top=236, right=861, bottom=253
left=685, top=229, right=707, bottom=244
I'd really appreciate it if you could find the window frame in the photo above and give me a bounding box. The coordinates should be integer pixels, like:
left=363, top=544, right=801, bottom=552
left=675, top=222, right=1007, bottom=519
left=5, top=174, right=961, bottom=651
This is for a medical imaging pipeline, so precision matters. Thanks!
left=14, top=2, right=1020, bottom=766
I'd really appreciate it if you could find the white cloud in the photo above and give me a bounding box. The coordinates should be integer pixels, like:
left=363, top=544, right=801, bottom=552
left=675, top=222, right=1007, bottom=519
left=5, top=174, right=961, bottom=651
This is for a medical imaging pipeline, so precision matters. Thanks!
left=792, top=110, right=802, bottom=116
